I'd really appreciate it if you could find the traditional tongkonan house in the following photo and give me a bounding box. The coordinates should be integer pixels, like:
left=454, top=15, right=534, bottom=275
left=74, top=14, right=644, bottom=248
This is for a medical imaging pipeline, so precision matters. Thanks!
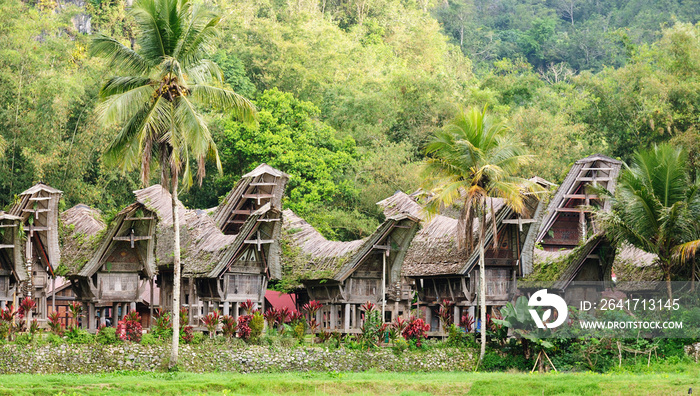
left=526, top=154, right=660, bottom=303
left=9, top=183, right=63, bottom=321
left=151, top=163, right=288, bottom=325
left=0, top=211, right=24, bottom=310
left=282, top=209, right=421, bottom=332
left=378, top=186, right=546, bottom=335
left=60, top=202, right=156, bottom=330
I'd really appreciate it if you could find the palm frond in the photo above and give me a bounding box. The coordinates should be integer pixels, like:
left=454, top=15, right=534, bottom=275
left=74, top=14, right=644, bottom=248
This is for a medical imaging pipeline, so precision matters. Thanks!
left=190, top=84, right=256, bottom=123
left=96, top=84, right=155, bottom=126
left=91, top=34, right=151, bottom=74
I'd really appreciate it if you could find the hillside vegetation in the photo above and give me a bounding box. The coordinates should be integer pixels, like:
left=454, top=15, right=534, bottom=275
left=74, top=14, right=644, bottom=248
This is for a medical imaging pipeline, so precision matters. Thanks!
left=0, top=0, right=699, bottom=239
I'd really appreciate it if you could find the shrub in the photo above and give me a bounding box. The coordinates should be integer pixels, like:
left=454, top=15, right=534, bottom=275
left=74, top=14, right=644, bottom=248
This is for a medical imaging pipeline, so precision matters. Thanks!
left=65, top=326, right=94, bottom=344
left=402, top=316, right=430, bottom=347
left=250, top=312, right=264, bottom=343
left=293, top=322, right=305, bottom=342
left=240, top=300, right=255, bottom=315
left=238, top=315, right=252, bottom=340
left=221, top=315, right=237, bottom=338
left=14, top=333, right=31, bottom=345
left=360, top=302, right=386, bottom=348
left=151, top=308, right=172, bottom=339
left=68, top=302, right=83, bottom=329
left=47, top=312, right=64, bottom=336
left=393, top=338, right=409, bottom=354
left=46, top=333, right=65, bottom=346
left=117, top=311, right=143, bottom=342
left=180, top=325, right=194, bottom=344
left=140, top=333, right=160, bottom=346
left=201, top=311, right=220, bottom=338
left=29, top=319, right=40, bottom=335
left=96, top=326, right=118, bottom=345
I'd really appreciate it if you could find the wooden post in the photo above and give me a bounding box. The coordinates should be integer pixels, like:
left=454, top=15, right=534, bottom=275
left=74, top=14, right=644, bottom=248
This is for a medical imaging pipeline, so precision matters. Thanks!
left=188, top=277, right=195, bottom=326
left=394, top=301, right=399, bottom=321
left=0, top=301, right=5, bottom=310
left=202, top=300, right=209, bottom=319
left=223, top=302, right=230, bottom=316
left=88, top=303, right=94, bottom=331
left=149, top=277, right=154, bottom=328
left=425, top=306, right=432, bottom=331
left=330, top=304, right=337, bottom=329
left=381, top=251, right=387, bottom=322
left=234, top=302, right=239, bottom=321
left=130, top=301, right=136, bottom=313
left=100, top=308, right=106, bottom=327
left=453, top=305, right=460, bottom=327
left=316, top=308, right=322, bottom=329
left=468, top=306, right=475, bottom=332
left=213, top=301, right=219, bottom=314
left=350, top=304, right=356, bottom=330
left=51, top=277, right=56, bottom=314
left=344, top=303, right=350, bottom=333
left=112, top=303, right=118, bottom=325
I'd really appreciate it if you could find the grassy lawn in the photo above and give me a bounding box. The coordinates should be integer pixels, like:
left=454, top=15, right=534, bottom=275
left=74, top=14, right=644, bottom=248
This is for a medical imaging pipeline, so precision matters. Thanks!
left=1, top=369, right=699, bottom=396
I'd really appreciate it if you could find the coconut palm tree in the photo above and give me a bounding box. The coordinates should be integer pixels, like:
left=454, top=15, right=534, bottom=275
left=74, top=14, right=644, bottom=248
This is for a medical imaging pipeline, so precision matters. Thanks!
left=423, top=107, right=536, bottom=364
left=92, top=0, right=255, bottom=367
left=599, top=144, right=700, bottom=299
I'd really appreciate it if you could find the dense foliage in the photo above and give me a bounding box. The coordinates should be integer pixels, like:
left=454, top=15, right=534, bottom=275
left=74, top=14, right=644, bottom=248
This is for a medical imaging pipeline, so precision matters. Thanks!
left=1, top=0, right=699, bottom=240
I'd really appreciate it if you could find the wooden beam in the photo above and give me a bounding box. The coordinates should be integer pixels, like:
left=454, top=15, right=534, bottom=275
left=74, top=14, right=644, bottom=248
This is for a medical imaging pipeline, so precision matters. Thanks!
left=257, top=218, right=280, bottom=222
left=227, top=219, right=246, bottom=224
left=232, top=209, right=253, bottom=215
left=580, top=167, right=613, bottom=171
left=112, top=236, right=151, bottom=241
left=576, top=177, right=612, bottom=182
left=124, top=217, right=154, bottom=221
left=502, top=219, right=536, bottom=224
left=0, top=244, right=14, bottom=249
left=28, top=197, right=51, bottom=201
left=556, top=207, right=593, bottom=213
left=249, top=182, right=277, bottom=187
left=0, top=224, right=16, bottom=228
left=563, top=194, right=600, bottom=199
left=22, top=208, right=49, bottom=213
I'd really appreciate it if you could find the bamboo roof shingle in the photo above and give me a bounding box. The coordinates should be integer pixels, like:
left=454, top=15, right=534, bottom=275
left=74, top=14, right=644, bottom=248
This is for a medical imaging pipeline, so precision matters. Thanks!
left=59, top=204, right=107, bottom=276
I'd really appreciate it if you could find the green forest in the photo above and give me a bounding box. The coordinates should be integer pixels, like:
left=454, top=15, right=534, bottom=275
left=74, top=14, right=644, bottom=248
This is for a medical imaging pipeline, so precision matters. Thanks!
left=1, top=0, right=699, bottom=240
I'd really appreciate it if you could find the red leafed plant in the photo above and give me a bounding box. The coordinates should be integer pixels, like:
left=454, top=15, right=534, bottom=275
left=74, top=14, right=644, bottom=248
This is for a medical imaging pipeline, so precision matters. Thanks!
left=289, top=311, right=305, bottom=325
left=437, top=299, right=455, bottom=329
left=360, top=301, right=376, bottom=313
left=460, top=313, right=474, bottom=332
left=68, top=301, right=83, bottom=329
left=18, top=297, right=36, bottom=319
left=241, top=299, right=255, bottom=315
left=179, top=307, right=189, bottom=326
left=221, top=315, right=237, bottom=338
left=402, top=316, right=430, bottom=347
left=277, top=307, right=290, bottom=325
left=264, top=308, right=278, bottom=330
left=117, top=311, right=142, bottom=342
left=237, top=315, right=252, bottom=340
left=302, top=300, right=323, bottom=318
left=48, top=311, right=64, bottom=336
left=201, top=311, right=220, bottom=338
left=392, top=316, right=407, bottom=333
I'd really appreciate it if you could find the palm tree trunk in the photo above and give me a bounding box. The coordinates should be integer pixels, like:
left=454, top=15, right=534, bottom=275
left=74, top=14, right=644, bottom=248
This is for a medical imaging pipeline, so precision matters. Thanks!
left=665, top=266, right=673, bottom=300
left=479, top=210, right=487, bottom=363
left=170, top=172, right=181, bottom=368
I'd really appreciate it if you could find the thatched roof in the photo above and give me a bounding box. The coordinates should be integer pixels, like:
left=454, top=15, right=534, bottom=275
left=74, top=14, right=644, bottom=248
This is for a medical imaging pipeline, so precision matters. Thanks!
left=281, top=209, right=420, bottom=282
left=377, top=191, right=510, bottom=277
left=59, top=204, right=107, bottom=276
left=135, top=184, right=284, bottom=280
left=536, top=154, right=622, bottom=244
left=10, top=182, right=63, bottom=271
left=526, top=234, right=658, bottom=290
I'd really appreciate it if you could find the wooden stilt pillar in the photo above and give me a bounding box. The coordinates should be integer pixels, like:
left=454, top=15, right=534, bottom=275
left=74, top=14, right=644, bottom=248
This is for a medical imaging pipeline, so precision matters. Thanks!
left=149, top=277, right=154, bottom=328
left=330, top=304, right=337, bottom=329
left=130, top=301, right=136, bottom=313
left=88, top=303, right=95, bottom=331
left=425, top=306, right=432, bottom=332
left=100, top=308, right=106, bottom=327
left=453, top=305, right=460, bottom=327
left=234, top=302, right=240, bottom=321
left=223, top=302, right=230, bottom=316
left=344, top=304, right=350, bottom=333
left=112, top=303, right=118, bottom=325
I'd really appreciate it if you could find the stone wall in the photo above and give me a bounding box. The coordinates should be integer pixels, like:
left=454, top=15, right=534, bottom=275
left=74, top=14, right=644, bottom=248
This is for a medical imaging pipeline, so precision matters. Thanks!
left=0, top=344, right=474, bottom=374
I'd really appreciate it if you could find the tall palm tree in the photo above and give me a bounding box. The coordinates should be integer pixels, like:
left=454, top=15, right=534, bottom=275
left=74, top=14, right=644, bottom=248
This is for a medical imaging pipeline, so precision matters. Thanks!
left=599, top=144, right=700, bottom=299
left=423, top=107, right=536, bottom=364
left=92, top=0, right=255, bottom=367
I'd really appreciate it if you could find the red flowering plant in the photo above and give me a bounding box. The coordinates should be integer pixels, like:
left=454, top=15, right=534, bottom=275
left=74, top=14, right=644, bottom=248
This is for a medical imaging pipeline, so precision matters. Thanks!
left=201, top=311, right=220, bottom=338
left=18, top=297, right=36, bottom=319
left=359, top=301, right=385, bottom=348
left=237, top=315, right=252, bottom=340
left=179, top=307, right=194, bottom=343
left=151, top=308, right=172, bottom=339
left=47, top=311, right=64, bottom=336
left=302, top=301, right=323, bottom=336
left=221, top=315, right=237, bottom=338
left=263, top=308, right=278, bottom=331
left=240, top=299, right=255, bottom=315
left=437, top=299, right=455, bottom=330
left=67, top=301, right=83, bottom=330
left=277, top=307, right=290, bottom=326
left=389, top=317, right=407, bottom=342
left=0, top=307, right=17, bottom=341
left=401, top=316, right=430, bottom=347
left=116, top=311, right=142, bottom=342
left=460, top=313, right=474, bottom=333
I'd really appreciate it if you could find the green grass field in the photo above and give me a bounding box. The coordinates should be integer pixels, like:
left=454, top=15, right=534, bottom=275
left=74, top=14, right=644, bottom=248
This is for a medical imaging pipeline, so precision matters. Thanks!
left=1, top=369, right=699, bottom=396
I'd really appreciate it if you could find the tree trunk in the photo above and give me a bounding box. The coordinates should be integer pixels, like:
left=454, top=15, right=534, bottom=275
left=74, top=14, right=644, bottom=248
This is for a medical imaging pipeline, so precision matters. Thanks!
left=170, top=173, right=181, bottom=369
left=665, top=266, right=673, bottom=300
left=479, top=210, right=487, bottom=363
